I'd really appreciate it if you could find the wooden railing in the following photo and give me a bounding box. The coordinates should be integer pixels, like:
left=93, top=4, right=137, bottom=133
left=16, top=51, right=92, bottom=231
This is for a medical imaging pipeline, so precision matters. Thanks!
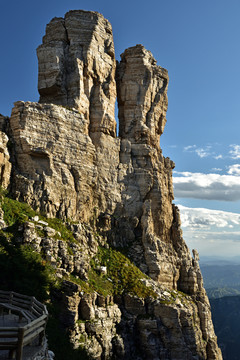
left=0, top=290, right=48, bottom=360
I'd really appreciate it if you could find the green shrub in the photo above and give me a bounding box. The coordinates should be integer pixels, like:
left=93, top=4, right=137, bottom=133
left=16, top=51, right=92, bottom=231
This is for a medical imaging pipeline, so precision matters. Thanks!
left=88, top=268, right=114, bottom=297
left=0, top=189, right=75, bottom=244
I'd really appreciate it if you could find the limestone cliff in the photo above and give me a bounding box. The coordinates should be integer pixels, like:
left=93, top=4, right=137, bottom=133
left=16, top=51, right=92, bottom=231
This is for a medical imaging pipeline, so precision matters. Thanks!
left=37, top=10, right=116, bottom=137
left=0, top=10, right=222, bottom=360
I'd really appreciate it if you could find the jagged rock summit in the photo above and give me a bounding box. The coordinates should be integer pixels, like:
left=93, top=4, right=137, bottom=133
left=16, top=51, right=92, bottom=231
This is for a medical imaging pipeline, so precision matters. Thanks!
left=0, top=10, right=222, bottom=360
left=37, top=10, right=116, bottom=137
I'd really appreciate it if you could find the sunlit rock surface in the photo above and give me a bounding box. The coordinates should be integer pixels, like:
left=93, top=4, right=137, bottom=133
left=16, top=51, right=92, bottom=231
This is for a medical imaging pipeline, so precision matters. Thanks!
left=1, top=10, right=222, bottom=360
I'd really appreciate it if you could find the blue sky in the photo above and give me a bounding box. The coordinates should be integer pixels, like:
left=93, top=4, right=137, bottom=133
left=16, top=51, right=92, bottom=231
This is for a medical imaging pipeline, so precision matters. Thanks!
left=1, top=0, right=240, bottom=257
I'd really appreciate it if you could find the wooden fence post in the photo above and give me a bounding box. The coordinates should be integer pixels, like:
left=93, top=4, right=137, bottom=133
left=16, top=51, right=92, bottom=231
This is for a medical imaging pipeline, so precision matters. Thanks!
left=16, top=327, right=25, bottom=360
left=9, top=292, right=13, bottom=315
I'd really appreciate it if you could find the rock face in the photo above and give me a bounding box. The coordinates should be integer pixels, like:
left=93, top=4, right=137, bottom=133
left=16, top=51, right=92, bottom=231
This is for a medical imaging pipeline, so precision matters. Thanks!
left=56, top=280, right=216, bottom=360
left=117, top=45, right=168, bottom=147
left=115, top=45, right=190, bottom=288
left=9, top=101, right=120, bottom=222
left=1, top=9, right=222, bottom=360
left=37, top=10, right=116, bottom=138
left=0, top=115, right=11, bottom=189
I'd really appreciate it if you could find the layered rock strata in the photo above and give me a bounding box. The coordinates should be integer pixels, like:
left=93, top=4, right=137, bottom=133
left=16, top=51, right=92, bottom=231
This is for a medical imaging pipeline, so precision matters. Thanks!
left=115, top=45, right=191, bottom=288
left=37, top=10, right=116, bottom=138
left=9, top=101, right=120, bottom=222
left=0, top=9, right=222, bottom=360
left=57, top=280, right=217, bottom=360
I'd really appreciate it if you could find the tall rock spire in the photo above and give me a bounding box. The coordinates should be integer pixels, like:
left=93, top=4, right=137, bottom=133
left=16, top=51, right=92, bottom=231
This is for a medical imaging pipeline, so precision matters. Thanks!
left=117, top=44, right=168, bottom=148
left=37, top=10, right=117, bottom=137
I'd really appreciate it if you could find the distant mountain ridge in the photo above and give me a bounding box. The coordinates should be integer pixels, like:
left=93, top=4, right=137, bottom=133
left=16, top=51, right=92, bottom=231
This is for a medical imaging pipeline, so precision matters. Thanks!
left=201, top=263, right=240, bottom=290
left=200, top=258, right=240, bottom=358
left=210, top=295, right=240, bottom=360
left=200, top=255, right=240, bottom=266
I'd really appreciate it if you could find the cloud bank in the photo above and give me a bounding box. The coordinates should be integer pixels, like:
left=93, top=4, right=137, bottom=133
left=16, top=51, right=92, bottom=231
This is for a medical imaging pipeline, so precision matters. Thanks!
left=178, top=205, right=240, bottom=230
left=228, top=164, right=240, bottom=175
left=177, top=205, right=240, bottom=256
left=173, top=171, right=240, bottom=201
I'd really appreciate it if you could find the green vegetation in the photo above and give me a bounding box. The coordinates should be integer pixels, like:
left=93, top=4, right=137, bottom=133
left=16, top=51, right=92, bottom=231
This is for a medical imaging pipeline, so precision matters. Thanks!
left=159, top=290, right=191, bottom=305
left=0, top=189, right=158, bottom=360
left=70, top=246, right=157, bottom=298
left=159, top=298, right=174, bottom=305
left=0, top=188, right=75, bottom=243
left=45, top=217, right=75, bottom=242
left=0, top=189, right=157, bottom=301
left=89, top=246, right=157, bottom=298
left=0, top=234, right=54, bottom=301
left=0, top=189, right=75, bottom=300
left=87, top=267, right=113, bottom=297
left=70, top=271, right=114, bottom=298
left=69, top=275, right=93, bottom=294
left=1, top=194, right=35, bottom=226
left=0, top=190, right=90, bottom=357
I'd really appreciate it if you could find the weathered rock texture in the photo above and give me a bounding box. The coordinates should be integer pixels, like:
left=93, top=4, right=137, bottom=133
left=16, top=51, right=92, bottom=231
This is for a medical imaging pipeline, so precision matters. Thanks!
left=1, top=9, right=222, bottom=360
left=57, top=280, right=215, bottom=360
left=0, top=115, right=11, bottom=189
left=37, top=10, right=116, bottom=138
left=115, top=45, right=190, bottom=288
left=9, top=101, right=120, bottom=222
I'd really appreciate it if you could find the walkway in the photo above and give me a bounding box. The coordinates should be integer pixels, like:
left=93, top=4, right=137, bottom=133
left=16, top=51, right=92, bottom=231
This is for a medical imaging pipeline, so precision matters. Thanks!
left=0, top=314, right=45, bottom=360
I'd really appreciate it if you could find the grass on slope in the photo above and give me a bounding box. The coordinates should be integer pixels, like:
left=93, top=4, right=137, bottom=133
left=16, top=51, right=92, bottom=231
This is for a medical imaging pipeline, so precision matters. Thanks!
left=0, top=188, right=75, bottom=242
left=71, top=246, right=157, bottom=299
left=0, top=189, right=156, bottom=300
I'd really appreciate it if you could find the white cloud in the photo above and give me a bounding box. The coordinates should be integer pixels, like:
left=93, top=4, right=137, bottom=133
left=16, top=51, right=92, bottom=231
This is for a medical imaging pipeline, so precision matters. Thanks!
left=183, top=144, right=223, bottom=159
left=173, top=171, right=240, bottom=201
left=177, top=205, right=240, bottom=256
left=184, top=145, right=212, bottom=158
left=229, top=145, right=240, bottom=159
left=184, top=145, right=196, bottom=151
left=228, top=164, right=240, bottom=175
left=178, top=205, right=240, bottom=230
left=211, top=168, right=222, bottom=172
left=195, top=146, right=212, bottom=158
left=214, top=154, right=223, bottom=160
